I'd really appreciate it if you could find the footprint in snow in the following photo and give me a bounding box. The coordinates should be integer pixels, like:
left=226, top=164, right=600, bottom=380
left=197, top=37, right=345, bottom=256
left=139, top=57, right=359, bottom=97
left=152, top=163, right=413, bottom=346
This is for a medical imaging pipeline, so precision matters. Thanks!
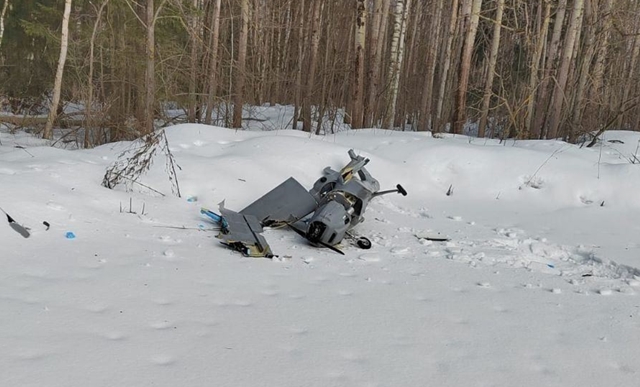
left=598, top=288, right=613, bottom=296
left=358, top=253, right=381, bottom=262
left=158, top=235, right=182, bottom=244
left=152, top=298, right=173, bottom=306
left=27, top=164, right=47, bottom=171
left=150, top=320, right=174, bottom=330
left=15, top=349, right=50, bottom=361
left=390, top=246, right=410, bottom=255
left=288, top=326, right=308, bottom=335
left=628, top=279, right=640, bottom=287
left=162, top=249, right=183, bottom=261
left=101, top=331, right=128, bottom=341
left=341, top=351, right=366, bottom=363
left=0, top=167, right=16, bottom=175
left=260, top=289, right=280, bottom=297
left=151, top=354, right=177, bottom=366
left=47, top=201, right=65, bottom=211
left=85, top=303, right=110, bottom=313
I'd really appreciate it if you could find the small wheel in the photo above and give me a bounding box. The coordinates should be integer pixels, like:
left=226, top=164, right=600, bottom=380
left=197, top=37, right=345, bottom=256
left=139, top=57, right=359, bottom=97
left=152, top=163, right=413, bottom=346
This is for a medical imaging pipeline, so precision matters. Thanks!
left=356, top=237, right=372, bottom=249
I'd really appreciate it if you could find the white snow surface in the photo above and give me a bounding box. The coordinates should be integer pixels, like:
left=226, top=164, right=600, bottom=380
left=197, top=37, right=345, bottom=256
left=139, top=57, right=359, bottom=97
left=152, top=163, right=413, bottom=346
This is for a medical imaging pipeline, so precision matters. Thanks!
left=1, top=124, right=640, bottom=387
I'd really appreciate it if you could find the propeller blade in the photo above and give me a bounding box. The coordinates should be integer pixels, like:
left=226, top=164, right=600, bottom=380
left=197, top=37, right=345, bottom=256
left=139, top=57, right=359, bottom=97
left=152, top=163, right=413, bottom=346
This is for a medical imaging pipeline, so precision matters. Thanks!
left=287, top=224, right=345, bottom=255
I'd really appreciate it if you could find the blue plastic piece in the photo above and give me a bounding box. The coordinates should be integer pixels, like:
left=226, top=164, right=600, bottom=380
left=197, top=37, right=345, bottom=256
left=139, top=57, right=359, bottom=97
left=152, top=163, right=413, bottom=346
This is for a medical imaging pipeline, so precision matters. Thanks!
left=200, top=208, right=229, bottom=230
left=65, top=231, right=76, bottom=239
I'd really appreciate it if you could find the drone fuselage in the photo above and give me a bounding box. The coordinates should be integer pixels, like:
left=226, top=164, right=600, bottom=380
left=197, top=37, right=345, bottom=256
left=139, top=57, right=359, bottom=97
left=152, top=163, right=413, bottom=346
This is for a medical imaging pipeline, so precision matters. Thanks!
left=305, top=151, right=380, bottom=246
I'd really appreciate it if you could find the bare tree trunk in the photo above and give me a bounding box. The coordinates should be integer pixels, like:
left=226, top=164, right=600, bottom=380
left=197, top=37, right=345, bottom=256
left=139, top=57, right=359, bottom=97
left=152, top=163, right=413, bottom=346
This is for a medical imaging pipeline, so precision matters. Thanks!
left=315, top=16, right=334, bottom=135
left=344, top=16, right=355, bottom=125
left=302, top=0, right=323, bottom=132
left=525, top=1, right=551, bottom=139
left=570, top=0, right=597, bottom=140
left=452, top=0, right=482, bottom=135
left=533, top=0, right=567, bottom=138
left=204, top=0, right=222, bottom=125
left=292, top=0, right=305, bottom=130
left=277, top=0, right=293, bottom=103
left=370, top=0, right=391, bottom=127
left=0, top=0, right=9, bottom=49
left=385, top=0, right=411, bottom=129
left=44, top=0, right=73, bottom=140
left=352, top=0, right=366, bottom=129
left=232, top=0, right=249, bottom=128
left=364, top=0, right=383, bottom=128
left=619, top=29, right=640, bottom=127
left=435, top=0, right=460, bottom=133
left=187, top=0, right=202, bottom=123
left=477, top=0, right=503, bottom=138
left=142, top=0, right=158, bottom=135
left=418, top=0, right=444, bottom=132
left=589, top=0, right=613, bottom=105
left=85, top=0, right=109, bottom=148
left=396, top=0, right=421, bottom=128
left=547, top=0, right=585, bottom=139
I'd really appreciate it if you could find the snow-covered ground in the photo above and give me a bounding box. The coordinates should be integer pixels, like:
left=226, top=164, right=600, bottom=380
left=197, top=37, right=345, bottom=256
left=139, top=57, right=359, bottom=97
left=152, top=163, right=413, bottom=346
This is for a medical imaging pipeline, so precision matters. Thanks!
left=1, top=122, right=639, bottom=387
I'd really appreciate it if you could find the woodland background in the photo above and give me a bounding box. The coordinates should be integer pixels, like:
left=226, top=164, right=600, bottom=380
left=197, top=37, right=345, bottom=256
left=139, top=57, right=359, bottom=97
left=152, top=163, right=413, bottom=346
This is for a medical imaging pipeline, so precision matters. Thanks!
left=0, top=0, right=638, bottom=147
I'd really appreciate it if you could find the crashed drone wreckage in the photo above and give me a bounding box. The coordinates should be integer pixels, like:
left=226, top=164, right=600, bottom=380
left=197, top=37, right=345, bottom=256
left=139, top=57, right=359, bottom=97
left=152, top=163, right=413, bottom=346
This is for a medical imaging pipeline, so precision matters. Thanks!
left=201, top=149, right=407, bottom=257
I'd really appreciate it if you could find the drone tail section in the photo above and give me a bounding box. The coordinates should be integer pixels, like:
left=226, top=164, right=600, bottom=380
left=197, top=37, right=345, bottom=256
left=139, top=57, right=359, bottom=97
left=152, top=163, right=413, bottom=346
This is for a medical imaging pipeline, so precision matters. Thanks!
left=217, top=207, right=274, bottom=258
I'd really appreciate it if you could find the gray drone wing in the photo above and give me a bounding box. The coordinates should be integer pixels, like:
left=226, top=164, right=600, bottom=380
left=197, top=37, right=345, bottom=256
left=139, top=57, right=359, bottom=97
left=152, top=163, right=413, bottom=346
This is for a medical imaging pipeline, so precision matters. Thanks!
left=240, top=177, right=317, bottom=224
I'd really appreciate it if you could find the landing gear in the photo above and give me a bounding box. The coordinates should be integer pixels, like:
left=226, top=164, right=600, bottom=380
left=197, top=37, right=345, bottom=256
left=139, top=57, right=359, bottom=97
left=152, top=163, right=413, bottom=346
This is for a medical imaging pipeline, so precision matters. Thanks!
left=356, top=236, right=372, bottom=249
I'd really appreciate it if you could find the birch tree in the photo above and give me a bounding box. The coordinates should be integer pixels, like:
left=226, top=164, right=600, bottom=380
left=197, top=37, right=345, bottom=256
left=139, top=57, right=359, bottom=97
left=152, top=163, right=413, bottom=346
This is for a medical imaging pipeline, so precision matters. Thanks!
left=0, top=0, right=9, bottom=49
left=364, top=0, right=383, bottom=127
left=301, top=0, right=323, bottom=132
left=385, top=0, right=411, bottom=129
left=43, top=0, right=72, bottom=140
left=292, top=0, right=305, bottom=130
left=352, top=0, right=366, bottom=129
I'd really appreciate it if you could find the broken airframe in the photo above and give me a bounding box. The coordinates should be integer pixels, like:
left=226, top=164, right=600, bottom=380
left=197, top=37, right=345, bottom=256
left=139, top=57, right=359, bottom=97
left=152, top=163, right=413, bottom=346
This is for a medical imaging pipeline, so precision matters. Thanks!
left=202, top=149, right=407, bottom=257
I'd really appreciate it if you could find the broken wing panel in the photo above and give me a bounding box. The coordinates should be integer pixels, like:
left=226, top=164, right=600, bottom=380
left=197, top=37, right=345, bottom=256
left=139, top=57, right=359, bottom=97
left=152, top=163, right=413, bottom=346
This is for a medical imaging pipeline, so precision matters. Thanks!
left=218, top=208, right=273, bottom=258
left=240, top=177, right=317, bottom=224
